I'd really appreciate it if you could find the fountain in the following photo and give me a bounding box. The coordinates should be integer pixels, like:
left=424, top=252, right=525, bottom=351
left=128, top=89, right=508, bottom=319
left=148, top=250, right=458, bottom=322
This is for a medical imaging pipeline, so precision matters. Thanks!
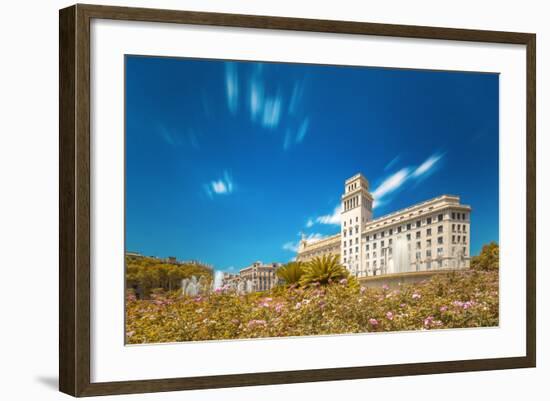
left=212, top=270, right=224, bottom=291
left=391, top=235, right=411, bottom=274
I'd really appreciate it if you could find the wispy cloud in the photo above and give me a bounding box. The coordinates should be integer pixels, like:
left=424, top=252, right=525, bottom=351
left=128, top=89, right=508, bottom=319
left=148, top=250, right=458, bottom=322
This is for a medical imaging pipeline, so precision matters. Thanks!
left=371, top=168, right=411, bottom=200
left=371, top=152, right=444, bottom=207
left=295, top=118, right=310, bottom=143
left=412, top=153, right=443, bottom=178
left=283, top=233, right=326, bottom=253
left=159, top=126, right=179, bottom=146
left=384, top=155, right=401, bottom=171
left=307, top=152, right=444, bottom=225
left=316, top=205, right=342, bottom=226
left=288, top=81, right=305, bottom=115
left=261, top=95, right=283, bottom=129
left=204, top=170, right=235, bottom=199
left=225, top=64, right=239, bottom=114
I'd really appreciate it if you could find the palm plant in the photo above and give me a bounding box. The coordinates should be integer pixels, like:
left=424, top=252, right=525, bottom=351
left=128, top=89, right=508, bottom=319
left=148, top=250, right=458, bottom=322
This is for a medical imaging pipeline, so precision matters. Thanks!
left=300, top=254, right=350, bottom=286
left=276, top=262, right=305, bottom=286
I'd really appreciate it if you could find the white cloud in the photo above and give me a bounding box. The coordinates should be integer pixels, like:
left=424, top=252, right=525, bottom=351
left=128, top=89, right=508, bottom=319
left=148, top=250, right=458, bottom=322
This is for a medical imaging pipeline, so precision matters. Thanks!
left=225, top=64, right=239, bottom=114
left=412, top=153, right=443, bottom=178
left=295, top=118, right=309, bottom=143
left=316, top=205, right=342, bottom=226
left=249, top=80, right=265, bottom=121
left=371, top=168, right=411, bottom=200
left=288, top=81, right=305, bottom=115
left=306, top=218, right=314, bottom=228
left=282, top=241, right=299, bottom=252
left=262, top=96, right=282, bottom=128
left=204, top=170, right=234, bottom=198
left=282, top=233, right=326, bottom=253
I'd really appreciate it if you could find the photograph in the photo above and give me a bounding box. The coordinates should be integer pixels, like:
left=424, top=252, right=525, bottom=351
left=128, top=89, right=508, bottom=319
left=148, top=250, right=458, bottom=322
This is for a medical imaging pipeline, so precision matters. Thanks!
left=124, top=55, right=500, bottom=344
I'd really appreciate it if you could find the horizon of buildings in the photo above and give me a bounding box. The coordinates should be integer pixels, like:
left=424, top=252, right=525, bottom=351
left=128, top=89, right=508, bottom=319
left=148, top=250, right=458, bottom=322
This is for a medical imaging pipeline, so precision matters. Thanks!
left=296, top=173, right=471, bottom=277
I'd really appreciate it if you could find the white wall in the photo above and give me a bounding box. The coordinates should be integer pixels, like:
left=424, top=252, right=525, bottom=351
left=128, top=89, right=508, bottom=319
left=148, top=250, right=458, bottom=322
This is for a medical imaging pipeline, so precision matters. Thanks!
left=0, top=0, right=547, bottom=400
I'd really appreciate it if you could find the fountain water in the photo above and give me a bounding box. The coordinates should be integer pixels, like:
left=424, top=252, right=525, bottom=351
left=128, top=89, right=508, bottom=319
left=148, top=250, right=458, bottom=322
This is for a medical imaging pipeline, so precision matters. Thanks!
left=212, top=270, right=224, bottom=290
left=392, top=235, right=411, bottom=274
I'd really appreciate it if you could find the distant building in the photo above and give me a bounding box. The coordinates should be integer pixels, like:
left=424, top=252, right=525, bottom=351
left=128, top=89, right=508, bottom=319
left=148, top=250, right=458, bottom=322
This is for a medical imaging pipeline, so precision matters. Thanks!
left=239, top=261, right=282, bottom=291
left=297, top=173, right=471, bottom=277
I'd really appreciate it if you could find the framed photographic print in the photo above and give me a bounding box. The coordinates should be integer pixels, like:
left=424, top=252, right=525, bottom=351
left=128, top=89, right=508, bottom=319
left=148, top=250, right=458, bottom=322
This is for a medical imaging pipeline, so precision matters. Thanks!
left=59, top=4, right=536, bottom=397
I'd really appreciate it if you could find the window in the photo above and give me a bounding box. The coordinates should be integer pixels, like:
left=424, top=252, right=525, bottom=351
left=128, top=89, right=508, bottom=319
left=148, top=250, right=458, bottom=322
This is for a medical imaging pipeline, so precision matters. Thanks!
left=452, top=212, right=456, bottom=219
left=366, top=253, right=370, bottom=259
left=437, top=247, right=443, bottom=256
left=373, top=242, right=377, bottom=249
left=463, top=247, right=466, bottom=255
left=452, top=235, right=455, bottom=243
left=343, top=231, right=347, bottom=237
left=381, top=240, right=385, bottom=247
left=373, top=251, right=377, bottom=258
left=438, top=236, right=444, bottom=245
left=344, top=221, right=346, bottom=227
left=397, top=226, right=402, bottom=233
left=355, top=226, right=359, bottom=234
left=407, top=223, right=411, bottom=230
left=463, top=224, right=466, bottom=232
left=349, top=228, right=352, bottom=235
left=427, top=261, right=432, bottom=270
left=389, top=238, right=393, bottom=245
left=463, top=235, right=466, bottom=243
left=426, top=239, right=432, bottom=247
left=343, top=240, right=347, bottom=247
left=427, top=217, right=432, bottom=224
left=355, top=238, right=358, bottom=244
left=438, top=225, right=443, bottom=233
left=344, top=250, right=347, bottom=255
left=416, top=220, right=421, bottom=228
left=366, top=235, right=369, bottom=241
left=427, top=228, right=432, bottom=236
left=452, top=224, right=455, bottom=232
left=416, top=241, right=421, bottom=249
left=373, top=233, right=377, bottom=240
left=438, top=214, right=443, bottom=222
left=355, top=246, right=359, bottom=253
left=389, top=228, right=393, bottom=235
left=415, top=251, right=421, bottom=260
left=463, top=213, right=467, bottom=220
left=366, top=244, right=369, bottom=251
left=416, top=231, right=421, bottom=239
left=344, top=257, right=347, bottom=262
left=356, top=216, right=358, bottom=222
left=406, top=233, right=411, bottom=241
left=426, top=249, right=432, bottom=258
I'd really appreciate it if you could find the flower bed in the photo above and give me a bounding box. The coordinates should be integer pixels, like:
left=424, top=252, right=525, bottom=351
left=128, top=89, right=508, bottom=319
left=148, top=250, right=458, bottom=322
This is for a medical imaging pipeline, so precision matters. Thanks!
left=126, top=269, right=498, bottom=344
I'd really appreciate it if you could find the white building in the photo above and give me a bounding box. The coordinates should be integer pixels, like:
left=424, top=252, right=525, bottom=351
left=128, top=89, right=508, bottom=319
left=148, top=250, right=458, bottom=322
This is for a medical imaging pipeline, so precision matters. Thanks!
left=297, top=173, right=471, bottom=277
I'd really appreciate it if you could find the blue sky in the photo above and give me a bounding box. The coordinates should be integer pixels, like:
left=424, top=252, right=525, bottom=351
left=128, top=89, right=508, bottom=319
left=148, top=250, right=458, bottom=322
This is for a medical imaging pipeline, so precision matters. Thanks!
left=125, top=55, right=499, bottom=273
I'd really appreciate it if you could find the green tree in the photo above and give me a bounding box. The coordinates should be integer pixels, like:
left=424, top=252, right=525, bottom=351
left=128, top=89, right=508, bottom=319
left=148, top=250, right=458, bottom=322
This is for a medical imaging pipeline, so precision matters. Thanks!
left=470, top=242, right=499, bottom=271
left=276, top=262, right=305, bottom=286
left=300, top=254, right=350, bottom=286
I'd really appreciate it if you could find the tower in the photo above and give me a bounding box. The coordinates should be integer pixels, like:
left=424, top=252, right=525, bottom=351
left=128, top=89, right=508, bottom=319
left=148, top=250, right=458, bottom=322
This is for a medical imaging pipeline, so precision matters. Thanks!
left=340, top=174, right=373, bottom=275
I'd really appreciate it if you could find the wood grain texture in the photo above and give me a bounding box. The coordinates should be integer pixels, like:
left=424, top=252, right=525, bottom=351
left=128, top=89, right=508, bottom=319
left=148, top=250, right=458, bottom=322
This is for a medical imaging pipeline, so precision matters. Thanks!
left=59, top=3, right=537, bottom=397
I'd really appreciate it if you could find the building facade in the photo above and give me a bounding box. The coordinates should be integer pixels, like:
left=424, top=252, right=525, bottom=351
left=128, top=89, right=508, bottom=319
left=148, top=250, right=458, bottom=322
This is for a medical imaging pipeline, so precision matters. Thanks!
left=297, top=173, right=471, bottom=277
left=239, top=261, right=282, bottom=291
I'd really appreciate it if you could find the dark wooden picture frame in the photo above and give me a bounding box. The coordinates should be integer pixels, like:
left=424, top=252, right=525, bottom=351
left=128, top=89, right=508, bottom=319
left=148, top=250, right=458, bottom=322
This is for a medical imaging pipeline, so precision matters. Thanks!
left=59, top=3, right=536, bottom=397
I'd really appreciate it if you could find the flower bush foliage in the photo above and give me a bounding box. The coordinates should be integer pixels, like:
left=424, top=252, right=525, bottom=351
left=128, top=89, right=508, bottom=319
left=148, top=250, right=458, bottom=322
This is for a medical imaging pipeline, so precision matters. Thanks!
left=126, top=268, right=499, bottom=344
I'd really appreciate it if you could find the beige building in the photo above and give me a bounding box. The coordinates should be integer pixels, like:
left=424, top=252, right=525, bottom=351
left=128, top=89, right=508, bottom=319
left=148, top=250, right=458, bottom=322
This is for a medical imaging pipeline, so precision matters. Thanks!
left=297, top=173, right=471, bottom=277
left=239, top=261, right=282, bottom=291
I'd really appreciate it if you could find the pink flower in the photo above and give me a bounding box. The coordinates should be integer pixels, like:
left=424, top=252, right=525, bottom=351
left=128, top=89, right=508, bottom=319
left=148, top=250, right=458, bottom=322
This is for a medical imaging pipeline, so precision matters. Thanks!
left=424, top=316, right=434, bottom=328
left=386, top=311, right=394, bottom=320
left=412, top=293, right=421, bottom=300
left=214, top=288, right=222, bottom=293
left=295, top=302, right=302, bottom=310
left=382, top=284, right=389, bottom=291
left=369, top=318, right=379, bottom=326
left=440, top=306, right=448, bottom=312
left=452, top=300, right=464, bottom=308
left=127, top=331, right=135, bottom=337
left=360, top=286, right=367, bottom=294
left=275, top=303, right=284, bottom=313
left=247, top=319, right=267, bottom=328
left=339, top=278, right=348, bottom=285
left=400, top=303, right=406, bottom=308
